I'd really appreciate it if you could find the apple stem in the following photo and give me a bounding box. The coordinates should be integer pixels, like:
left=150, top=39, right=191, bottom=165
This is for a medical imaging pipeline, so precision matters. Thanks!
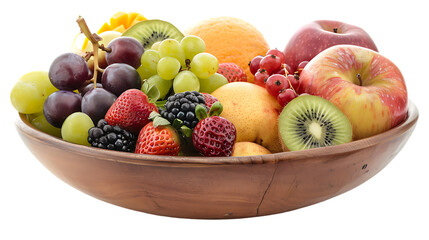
left=356, top=73, right=363, bottom=86
left=333, top=28, right=338, bottom=33
left=76, top=16, right=104, bottom=88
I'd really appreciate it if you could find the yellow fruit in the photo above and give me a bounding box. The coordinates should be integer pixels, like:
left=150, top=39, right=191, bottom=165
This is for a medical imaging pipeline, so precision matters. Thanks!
left=211, top=82, right=282, bottom=153
left=97, top=11, right=147, bottom=34
left=232, top=142, right=271, bottom=156
left=81, top=12, right=147, bottom=50
left=185, top=17, right=269, bottom=83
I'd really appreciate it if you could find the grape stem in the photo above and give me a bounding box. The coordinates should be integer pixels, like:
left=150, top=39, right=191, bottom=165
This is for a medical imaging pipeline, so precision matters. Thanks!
left=99, top=44, right=112, bottom=53
left=83, top=52, right=93, bottom=61
left=76, top=16, right=104, bottom=88
left=179, top=59, right=192, bottom=71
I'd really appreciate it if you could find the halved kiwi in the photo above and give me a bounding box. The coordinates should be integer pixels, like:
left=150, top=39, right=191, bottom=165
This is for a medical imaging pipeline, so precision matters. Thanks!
left=122, top=19, right=184, bottom=50
left=279, top=95, right=352, bottom=151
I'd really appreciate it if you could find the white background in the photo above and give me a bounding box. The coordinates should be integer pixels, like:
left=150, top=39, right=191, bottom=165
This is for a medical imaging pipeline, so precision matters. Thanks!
left=1, top=0, right=428, bottom=239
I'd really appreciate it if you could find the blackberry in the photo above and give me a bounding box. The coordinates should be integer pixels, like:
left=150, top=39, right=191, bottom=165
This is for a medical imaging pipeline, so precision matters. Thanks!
left=87, top=119, right=136, bottom=152
left=160, top=91, right=206, bottom=129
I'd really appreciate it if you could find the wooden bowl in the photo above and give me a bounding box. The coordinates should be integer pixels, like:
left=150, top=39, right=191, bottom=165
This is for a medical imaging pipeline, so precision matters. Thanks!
left=15, top=102, right=418, bottom=219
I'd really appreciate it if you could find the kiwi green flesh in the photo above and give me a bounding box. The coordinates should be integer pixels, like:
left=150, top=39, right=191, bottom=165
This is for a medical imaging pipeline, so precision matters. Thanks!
left=278, top=95, right=352, bottom=151
left=122, top=19, right=184, bottom=50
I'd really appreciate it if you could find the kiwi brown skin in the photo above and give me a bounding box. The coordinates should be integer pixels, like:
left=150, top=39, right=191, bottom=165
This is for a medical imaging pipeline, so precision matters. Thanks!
left=122, top=19, right=184, bottom=50
left=278, top=95, right=353, bottom=151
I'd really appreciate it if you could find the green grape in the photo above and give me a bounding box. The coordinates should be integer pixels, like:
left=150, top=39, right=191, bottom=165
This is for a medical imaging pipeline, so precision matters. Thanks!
left=157, top=57, right=181, bottom=80
left=61, top=112, right=94, bottom=146
left=151, top=41, right=161, bottom=51
left=190, top=53, right=219, bottom=79
left=180, top=35, right=206, bottom=61
left=199, top=73, right=229, bottom=93
left=158, top=39, right=186, bottom=67
left=26, top=112, right=39, bottom=122
left=173, top=70, right=200, bottom=93
left=11, top=81, right=44, bottom=114
left=10, top=71, right=58, bottom=114
left=144, top=75, right=173, bottom=99
left=29, top=112, right=62, bottom=138
left=137, top=65, right=154, bottom=80
left=140, top=49, right=160, bottom=75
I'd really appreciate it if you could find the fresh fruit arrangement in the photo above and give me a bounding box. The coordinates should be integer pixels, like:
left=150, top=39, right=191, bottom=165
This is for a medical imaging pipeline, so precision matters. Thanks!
left=10, top=13, right=408, bottom=156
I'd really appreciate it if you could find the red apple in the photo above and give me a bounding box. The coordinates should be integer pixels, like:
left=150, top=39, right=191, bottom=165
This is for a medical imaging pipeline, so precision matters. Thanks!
left=283, top=20, right=378, bottom=73
left=298, top=45, right=408, bottom=140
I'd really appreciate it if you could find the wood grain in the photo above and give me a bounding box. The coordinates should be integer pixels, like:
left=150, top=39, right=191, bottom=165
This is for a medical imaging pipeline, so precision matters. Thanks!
left=15, top=102, right=418, bottom=219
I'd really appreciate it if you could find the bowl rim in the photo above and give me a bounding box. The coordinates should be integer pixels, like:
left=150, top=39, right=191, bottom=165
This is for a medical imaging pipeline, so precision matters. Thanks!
left=16, top=101, right=419, bottom=166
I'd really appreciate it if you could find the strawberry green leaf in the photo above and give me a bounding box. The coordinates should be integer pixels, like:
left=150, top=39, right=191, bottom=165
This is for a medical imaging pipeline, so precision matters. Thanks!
left=155, top=100, right=167, bottom=110
left=180, top=125, right=193, bottom=138
left=195, top=104, right=208, bottom=121
left=149, top=111, right=161, bottom=120
left=172, top=118, right=184, bottom=129
left=208, top=101, right=223, bottom=117
left=153, top=116, right=171, bottom=127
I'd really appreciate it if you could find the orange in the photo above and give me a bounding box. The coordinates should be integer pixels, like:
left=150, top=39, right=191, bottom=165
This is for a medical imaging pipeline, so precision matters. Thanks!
left=185, top=17, right=270, bottom=83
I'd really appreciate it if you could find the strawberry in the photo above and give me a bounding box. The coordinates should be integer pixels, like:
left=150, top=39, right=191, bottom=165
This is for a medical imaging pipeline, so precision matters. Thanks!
left=135, top=121, right=180, bottom=156
left=105, top=89, right=158, bottom=134
left=201, top=92, right=219, bottom=110
left=192, top=102, right=236, bottom=157
left=217, top=63, right=247, bottom=83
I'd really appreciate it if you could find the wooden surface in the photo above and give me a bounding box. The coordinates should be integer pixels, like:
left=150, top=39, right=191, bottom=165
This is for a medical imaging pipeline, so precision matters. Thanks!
left=15, top=102, right=418, bottom=219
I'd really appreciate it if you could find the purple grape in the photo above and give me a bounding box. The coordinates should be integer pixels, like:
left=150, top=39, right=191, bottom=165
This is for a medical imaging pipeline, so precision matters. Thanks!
left=101, top=63, right=141, bottom=96
left=48, top=53, right=89, bottom=91
left=43, top=90, right=82, bottom=128
left=81, top=88, right=117, bottom=124
left=88, top=68, right=103, bottom=83
left=105, top=37, right=144, bottom=69
left=79, top=82, right=103, bottom=96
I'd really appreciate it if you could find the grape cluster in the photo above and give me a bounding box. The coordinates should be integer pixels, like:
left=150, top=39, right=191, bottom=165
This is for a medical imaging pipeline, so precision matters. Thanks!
left=137, top=35, right=228, bottom=98
left=43, top=35, right=144, bottom=129
left=249, top=49, right=308, bottom=107
left=10, top=18, right=146, bottom=149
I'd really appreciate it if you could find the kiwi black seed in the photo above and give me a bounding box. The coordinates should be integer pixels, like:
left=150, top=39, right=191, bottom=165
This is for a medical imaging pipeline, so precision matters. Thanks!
left=278, top=95, right=352, bottom=151
left=122, top=19, right=184, bottom=50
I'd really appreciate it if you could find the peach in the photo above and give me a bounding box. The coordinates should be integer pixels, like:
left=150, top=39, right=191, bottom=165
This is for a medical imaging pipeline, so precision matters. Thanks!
left=211, top=82, right=282, bottom=153
left=231, top=142, right=271, bottom=156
